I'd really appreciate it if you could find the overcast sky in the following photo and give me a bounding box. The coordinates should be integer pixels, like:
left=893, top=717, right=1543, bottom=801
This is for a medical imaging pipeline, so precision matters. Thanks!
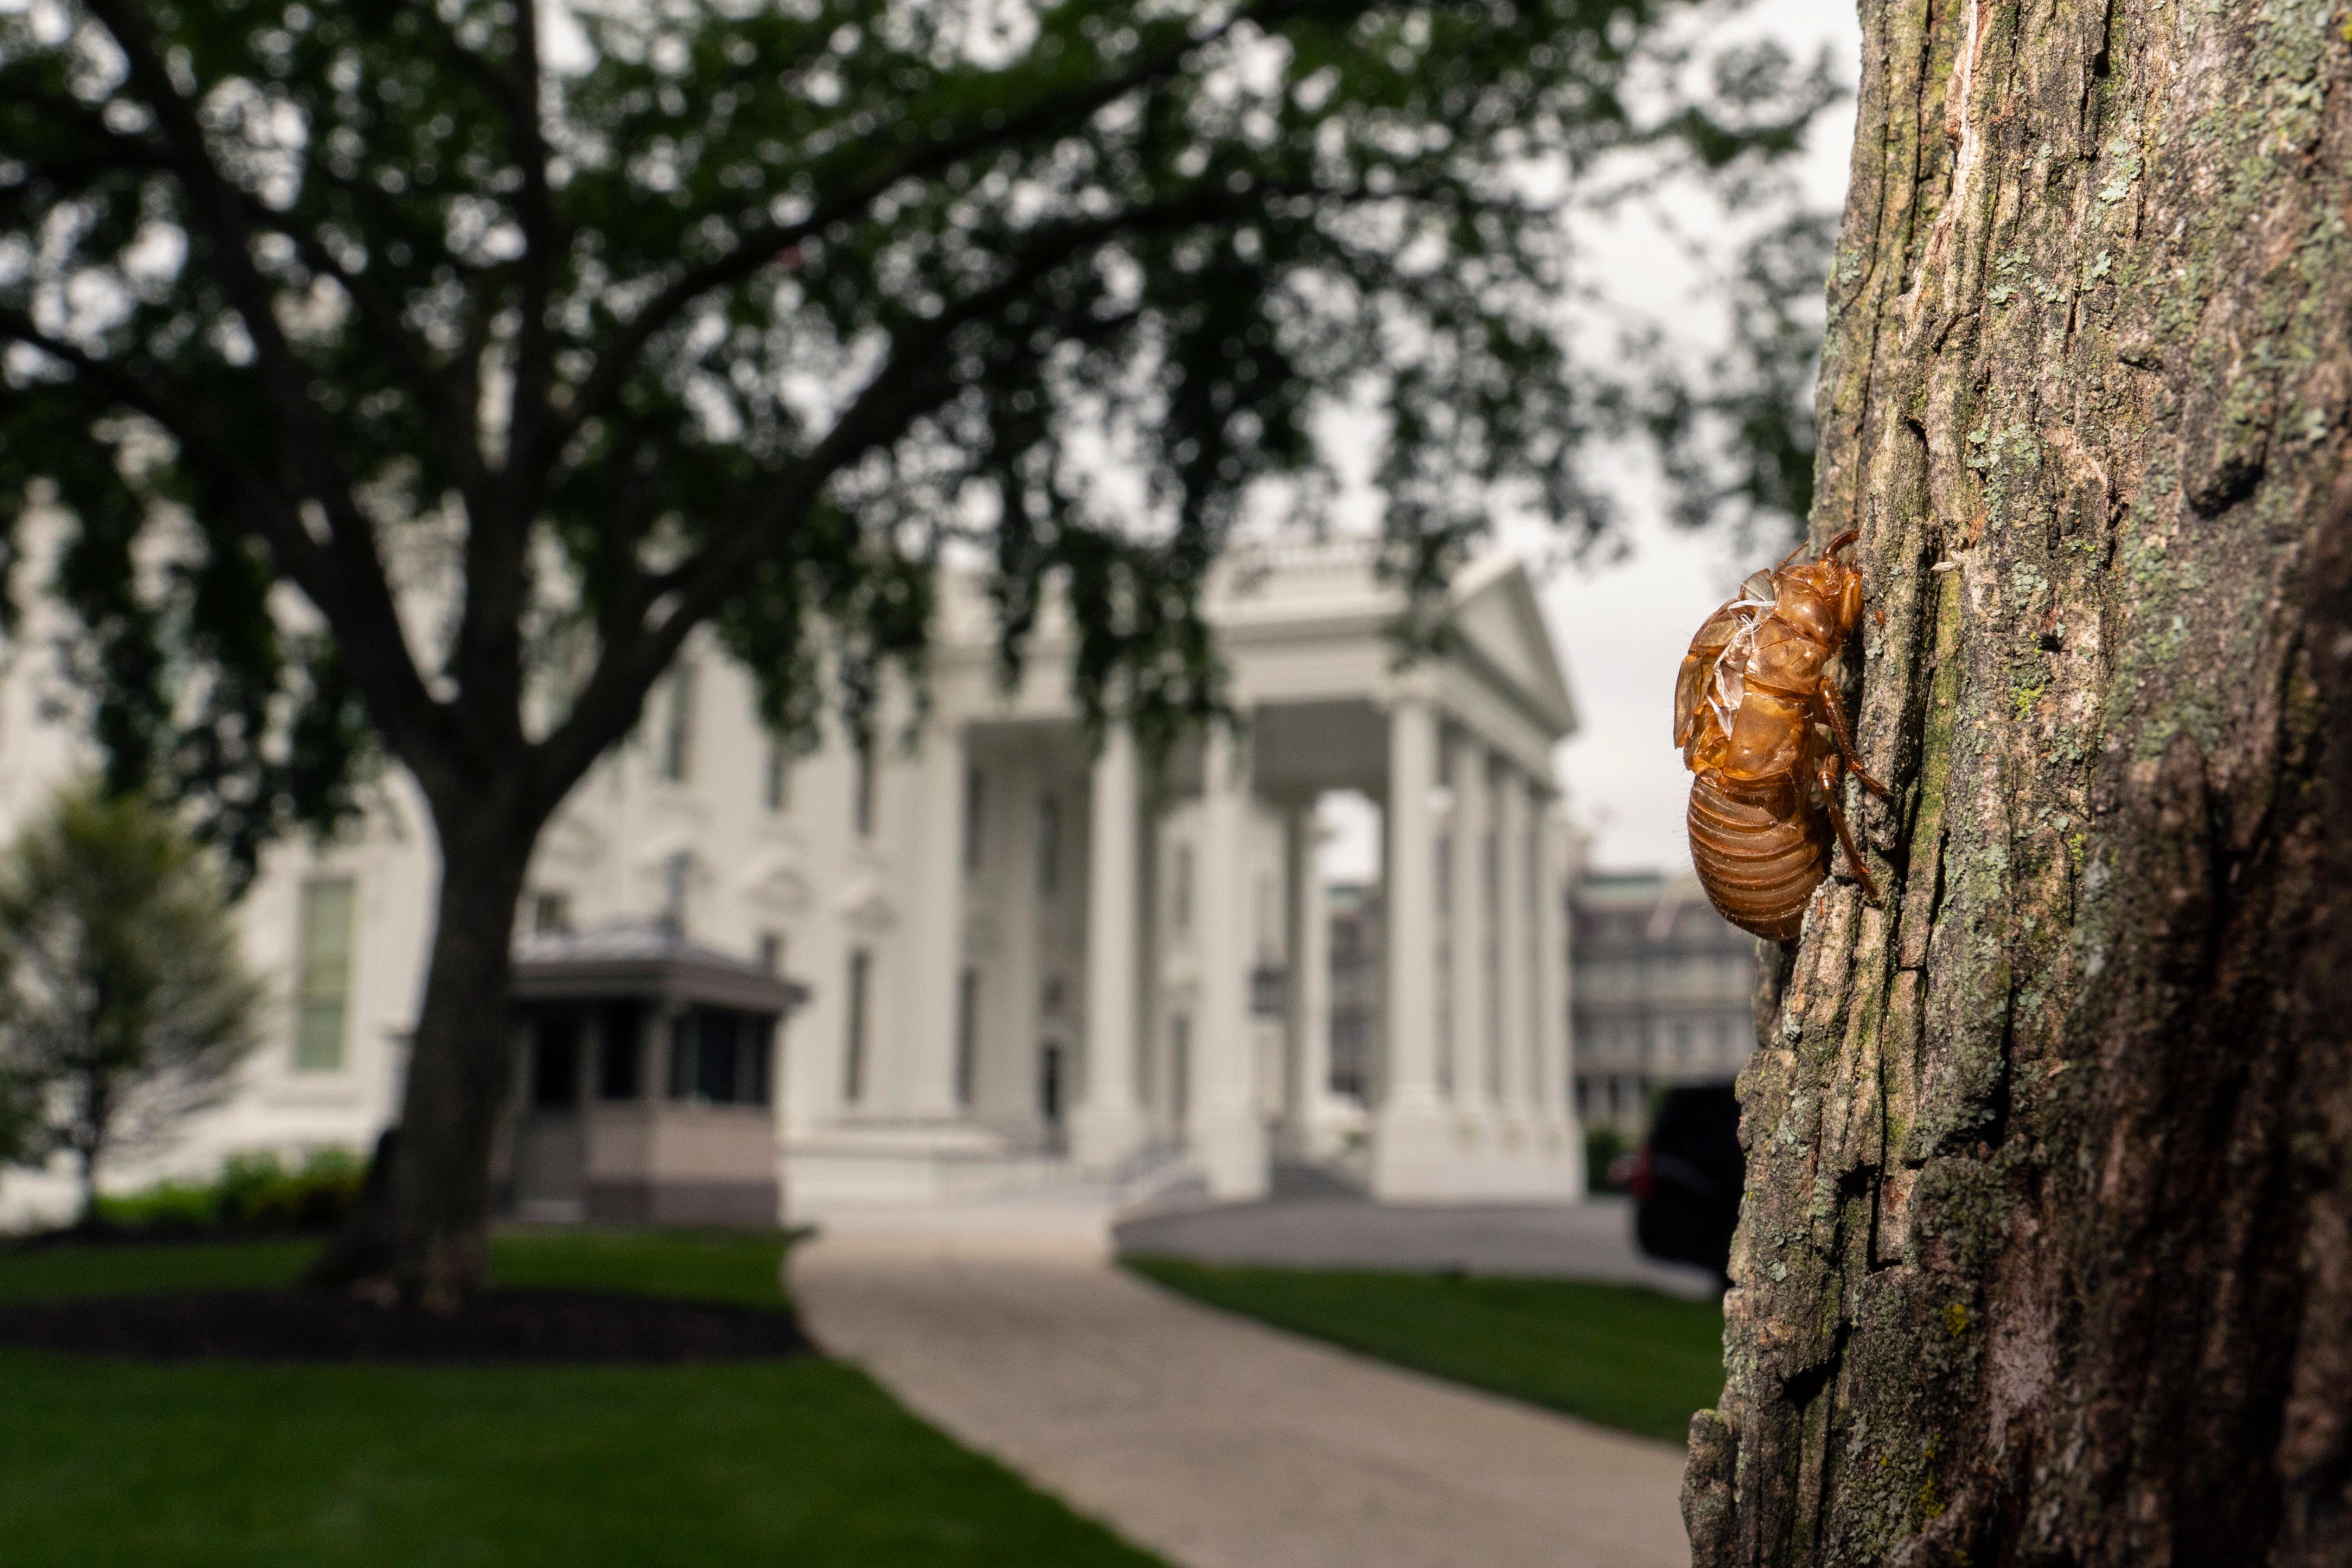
left=1316, top=0, right=1863, bottom=885
left=1540, top=0, right=1860, bottom=875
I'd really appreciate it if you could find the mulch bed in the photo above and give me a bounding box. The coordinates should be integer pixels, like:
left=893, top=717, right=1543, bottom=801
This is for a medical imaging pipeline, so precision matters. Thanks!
left=0, top=1289, right=813, bottom=1365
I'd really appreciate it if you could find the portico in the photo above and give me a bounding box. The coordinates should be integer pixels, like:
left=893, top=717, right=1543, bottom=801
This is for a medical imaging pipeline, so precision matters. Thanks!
left=782, top=542, right=1586, bottom=1205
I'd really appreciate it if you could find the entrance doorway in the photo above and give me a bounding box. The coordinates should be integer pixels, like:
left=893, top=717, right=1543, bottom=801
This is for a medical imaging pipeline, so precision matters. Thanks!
left=1039, top=1042, right=1066, bottom=1154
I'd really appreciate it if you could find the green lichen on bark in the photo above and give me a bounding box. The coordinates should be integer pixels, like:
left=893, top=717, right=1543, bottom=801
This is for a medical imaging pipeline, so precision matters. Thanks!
left=1689, top=2, right=2352, bottom=1564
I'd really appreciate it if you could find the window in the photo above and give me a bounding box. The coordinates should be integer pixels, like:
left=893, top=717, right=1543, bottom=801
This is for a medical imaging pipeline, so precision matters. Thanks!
left=853, top=744, right=877, bottom=837
left=530, top=1015, right=580, bottom=1108
left=1172, top=843, right=1194, bottom=935
left=660, top=664, right=696, bottom=784
left=763, top=740, right=792, bottom=814
left=843, top=949, right=871, bottom=1103
left=530, top=891, right=571, bottom=935
left=955, top=968, right=980, bottom=1108
left=597, top=1003, right=643, bottom=1100
left=1041, top=975, right=1064, bottom=1017
left=758, top=931, right=784, bottom=973
left=1036, top=796, right=1060, bottom=894
left=963, top=766, right=985, bottom=872
left=1169, top=1015, right=1191, bottom=1129
left=1674, top=1022, right=1693, bottom=1061
left=293, top=878, right=356, bottom=1073
left=664, top=1007, right=773, bottom=1105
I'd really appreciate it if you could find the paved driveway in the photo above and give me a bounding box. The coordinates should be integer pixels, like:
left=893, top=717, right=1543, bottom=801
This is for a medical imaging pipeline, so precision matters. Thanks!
left=1111, top=1195, right=1721, bottom=1298
left=791, top=1215, right=1692, bottom=1568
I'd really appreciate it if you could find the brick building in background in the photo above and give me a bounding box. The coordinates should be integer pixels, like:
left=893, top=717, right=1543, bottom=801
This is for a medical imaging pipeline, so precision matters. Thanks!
left=1569, top=872, right=1756, bottom=1132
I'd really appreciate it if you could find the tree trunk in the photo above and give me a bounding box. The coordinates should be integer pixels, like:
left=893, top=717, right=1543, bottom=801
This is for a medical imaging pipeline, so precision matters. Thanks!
left=387, top=807, right=533, bottom=1308
left=1684, top=3, right=2352, bottom=1564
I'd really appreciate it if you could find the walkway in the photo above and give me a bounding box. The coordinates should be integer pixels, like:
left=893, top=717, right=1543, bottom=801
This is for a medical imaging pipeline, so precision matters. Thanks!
left=1112, top=1193, right=1721, bottom=1298
left=790, top=1208, right=1692, bottom=1568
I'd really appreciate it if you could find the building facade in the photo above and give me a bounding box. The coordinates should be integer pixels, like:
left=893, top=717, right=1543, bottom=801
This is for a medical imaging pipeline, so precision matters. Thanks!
left=1569, top=871, right=1758, bottom=1131
left=0, top=540, right=1586, bottom=1225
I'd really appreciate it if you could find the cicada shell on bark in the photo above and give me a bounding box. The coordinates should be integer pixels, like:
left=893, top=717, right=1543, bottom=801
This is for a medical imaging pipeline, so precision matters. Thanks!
left=1674, top=531, right=1889, bottom=941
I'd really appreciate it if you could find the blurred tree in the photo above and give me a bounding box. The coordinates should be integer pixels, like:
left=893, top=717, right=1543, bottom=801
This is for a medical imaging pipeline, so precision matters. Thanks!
left=0, top=784, right=263, bottom=1223
left=0, top=0, right=1826, bottom=1298
left=1647, top=207, right=1836, bottom=557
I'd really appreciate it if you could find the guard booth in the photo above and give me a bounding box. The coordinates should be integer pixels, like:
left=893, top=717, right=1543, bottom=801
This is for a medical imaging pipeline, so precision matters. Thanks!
left=495, top=921, right=808, bottom=1226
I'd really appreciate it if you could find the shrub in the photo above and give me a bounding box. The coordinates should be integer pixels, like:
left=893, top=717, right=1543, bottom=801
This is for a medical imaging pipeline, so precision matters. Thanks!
left=1584, top=1124, right=1632, bottom=1194
left=91, top=1149, right=366, bottom=1236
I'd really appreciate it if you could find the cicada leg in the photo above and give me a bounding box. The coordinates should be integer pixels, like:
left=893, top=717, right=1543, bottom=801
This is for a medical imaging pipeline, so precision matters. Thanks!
left=1817, top=752, right=1883, bottom=903
left=1817, top=682, right=1893, bottom=799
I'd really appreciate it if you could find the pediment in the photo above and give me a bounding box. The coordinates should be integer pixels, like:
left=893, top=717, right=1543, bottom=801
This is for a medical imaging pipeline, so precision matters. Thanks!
left=632, top=838, right=714, bottom=897
left=744, top=854, right=815, bottom=916
left=536, top=812, right=609, bottom=872
left=1446, top=554, right=1578, bottom=736
left=838, top=878, right=897, bottom=937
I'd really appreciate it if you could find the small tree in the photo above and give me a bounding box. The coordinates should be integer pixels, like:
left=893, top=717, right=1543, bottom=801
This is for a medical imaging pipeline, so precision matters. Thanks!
left=0, top=784, right=263, bottom=1220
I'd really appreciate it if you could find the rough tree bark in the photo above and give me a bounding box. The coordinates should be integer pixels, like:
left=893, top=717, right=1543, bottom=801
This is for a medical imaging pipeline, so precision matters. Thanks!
left=1684, top=2, right=2352, bottom=1564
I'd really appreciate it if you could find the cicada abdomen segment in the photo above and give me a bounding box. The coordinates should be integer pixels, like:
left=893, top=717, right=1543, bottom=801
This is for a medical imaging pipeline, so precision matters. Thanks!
left=1688, top=769, right=1823, bottom=942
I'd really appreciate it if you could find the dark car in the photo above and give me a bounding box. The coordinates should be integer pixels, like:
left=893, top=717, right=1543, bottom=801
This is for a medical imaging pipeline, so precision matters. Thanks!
left=1631, top=1084, right=1744, bottom=1283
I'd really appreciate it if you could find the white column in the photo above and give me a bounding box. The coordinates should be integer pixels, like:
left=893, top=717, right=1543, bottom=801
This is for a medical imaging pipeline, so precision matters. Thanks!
left=1494, top=761, right=1533, bottom=1140
left=1447, top=731, right=1491, bottom=1121
left=1372, top=690, right=1450, bottom=1196
left=1284, top=802, right=1339, bottom=1159
left=896, top=715, right=966, bottom=1118
left=1537, top=798, right=1584, bottom=1196
left=1193, top=722, right=1268, bottom=1198
left=1073, top=726, right=1146, bottom=1168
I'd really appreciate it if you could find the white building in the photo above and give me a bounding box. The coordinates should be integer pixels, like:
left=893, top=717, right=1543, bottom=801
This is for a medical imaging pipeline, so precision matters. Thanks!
left=0, top=540, right=1585, bottom=1225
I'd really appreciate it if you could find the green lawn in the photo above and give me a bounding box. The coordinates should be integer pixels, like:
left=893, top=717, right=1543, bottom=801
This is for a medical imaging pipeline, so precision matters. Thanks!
left=1126, top=1257, right=1725, bottom=1445
left=0, top=1233, right=1165, bottom=1568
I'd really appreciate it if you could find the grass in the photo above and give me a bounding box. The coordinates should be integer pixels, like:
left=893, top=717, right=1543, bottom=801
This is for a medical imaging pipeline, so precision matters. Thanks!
left=1126, top=1257, right=1725, bottom=1445
left=0, top=1233, right=1165, bottom=1568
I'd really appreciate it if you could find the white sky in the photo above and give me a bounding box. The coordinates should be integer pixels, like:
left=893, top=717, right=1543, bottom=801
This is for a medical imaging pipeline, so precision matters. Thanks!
left=1319, top=0, right=1862, bottom=884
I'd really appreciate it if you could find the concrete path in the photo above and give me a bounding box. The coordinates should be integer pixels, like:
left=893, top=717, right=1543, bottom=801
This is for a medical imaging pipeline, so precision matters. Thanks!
left=1113, top=1195, right=1722, bottom=1300
left=791, top=1215, right=1691, bottom=1568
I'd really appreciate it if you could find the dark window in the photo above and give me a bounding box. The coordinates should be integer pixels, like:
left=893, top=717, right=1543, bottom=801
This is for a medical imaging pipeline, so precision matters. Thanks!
left=1037, top=796, right=1060, bottom=894
left=696, top=1008, right=741, bottom=1102
left=844, top=949, right=871, bottom=1103
left=667, top=1011, right=695, bottom=1100
left=1169, top=1016, right=1191, bottom=1129
left=1039, top=1042, right=1065, bottom=1140
left=853, top=745, right=877, bottom=837
left=764, top=740, right=791, bottom=814
left=955, top=968, right=980, bottom=1108
left=531, top=1015, right=580, bottom=1109
left=661, top=664, right=696, bottom=783
left=758, top=931, right=784, bottom=973
left=531, top=891, right=571, bottom=935
left=963, top=766, right=985, bottom=871
left=597, top=1002, right=642, bottom=1100
left=744, top=1019, right=774, bottom=1106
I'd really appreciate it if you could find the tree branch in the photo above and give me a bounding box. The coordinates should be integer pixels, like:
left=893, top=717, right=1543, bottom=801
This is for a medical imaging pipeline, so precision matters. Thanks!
left=538, top=4, right=1264, bottom=469
left=75, top=0, right=463, bottom=783
left=526, top=189, right=1213, bottom=804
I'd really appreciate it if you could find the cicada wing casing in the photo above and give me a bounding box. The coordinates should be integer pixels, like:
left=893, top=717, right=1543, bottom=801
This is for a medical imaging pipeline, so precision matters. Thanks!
left=1675, top=598, right=1749, bottom=750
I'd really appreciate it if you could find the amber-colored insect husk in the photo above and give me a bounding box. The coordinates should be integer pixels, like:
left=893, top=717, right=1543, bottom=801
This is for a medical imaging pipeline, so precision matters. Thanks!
left=1674, top=531, right=1890, bottom=942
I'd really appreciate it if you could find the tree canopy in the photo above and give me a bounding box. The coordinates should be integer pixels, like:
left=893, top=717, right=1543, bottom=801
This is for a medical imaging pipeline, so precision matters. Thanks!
left=1, top=0, right=1829, bottom=867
